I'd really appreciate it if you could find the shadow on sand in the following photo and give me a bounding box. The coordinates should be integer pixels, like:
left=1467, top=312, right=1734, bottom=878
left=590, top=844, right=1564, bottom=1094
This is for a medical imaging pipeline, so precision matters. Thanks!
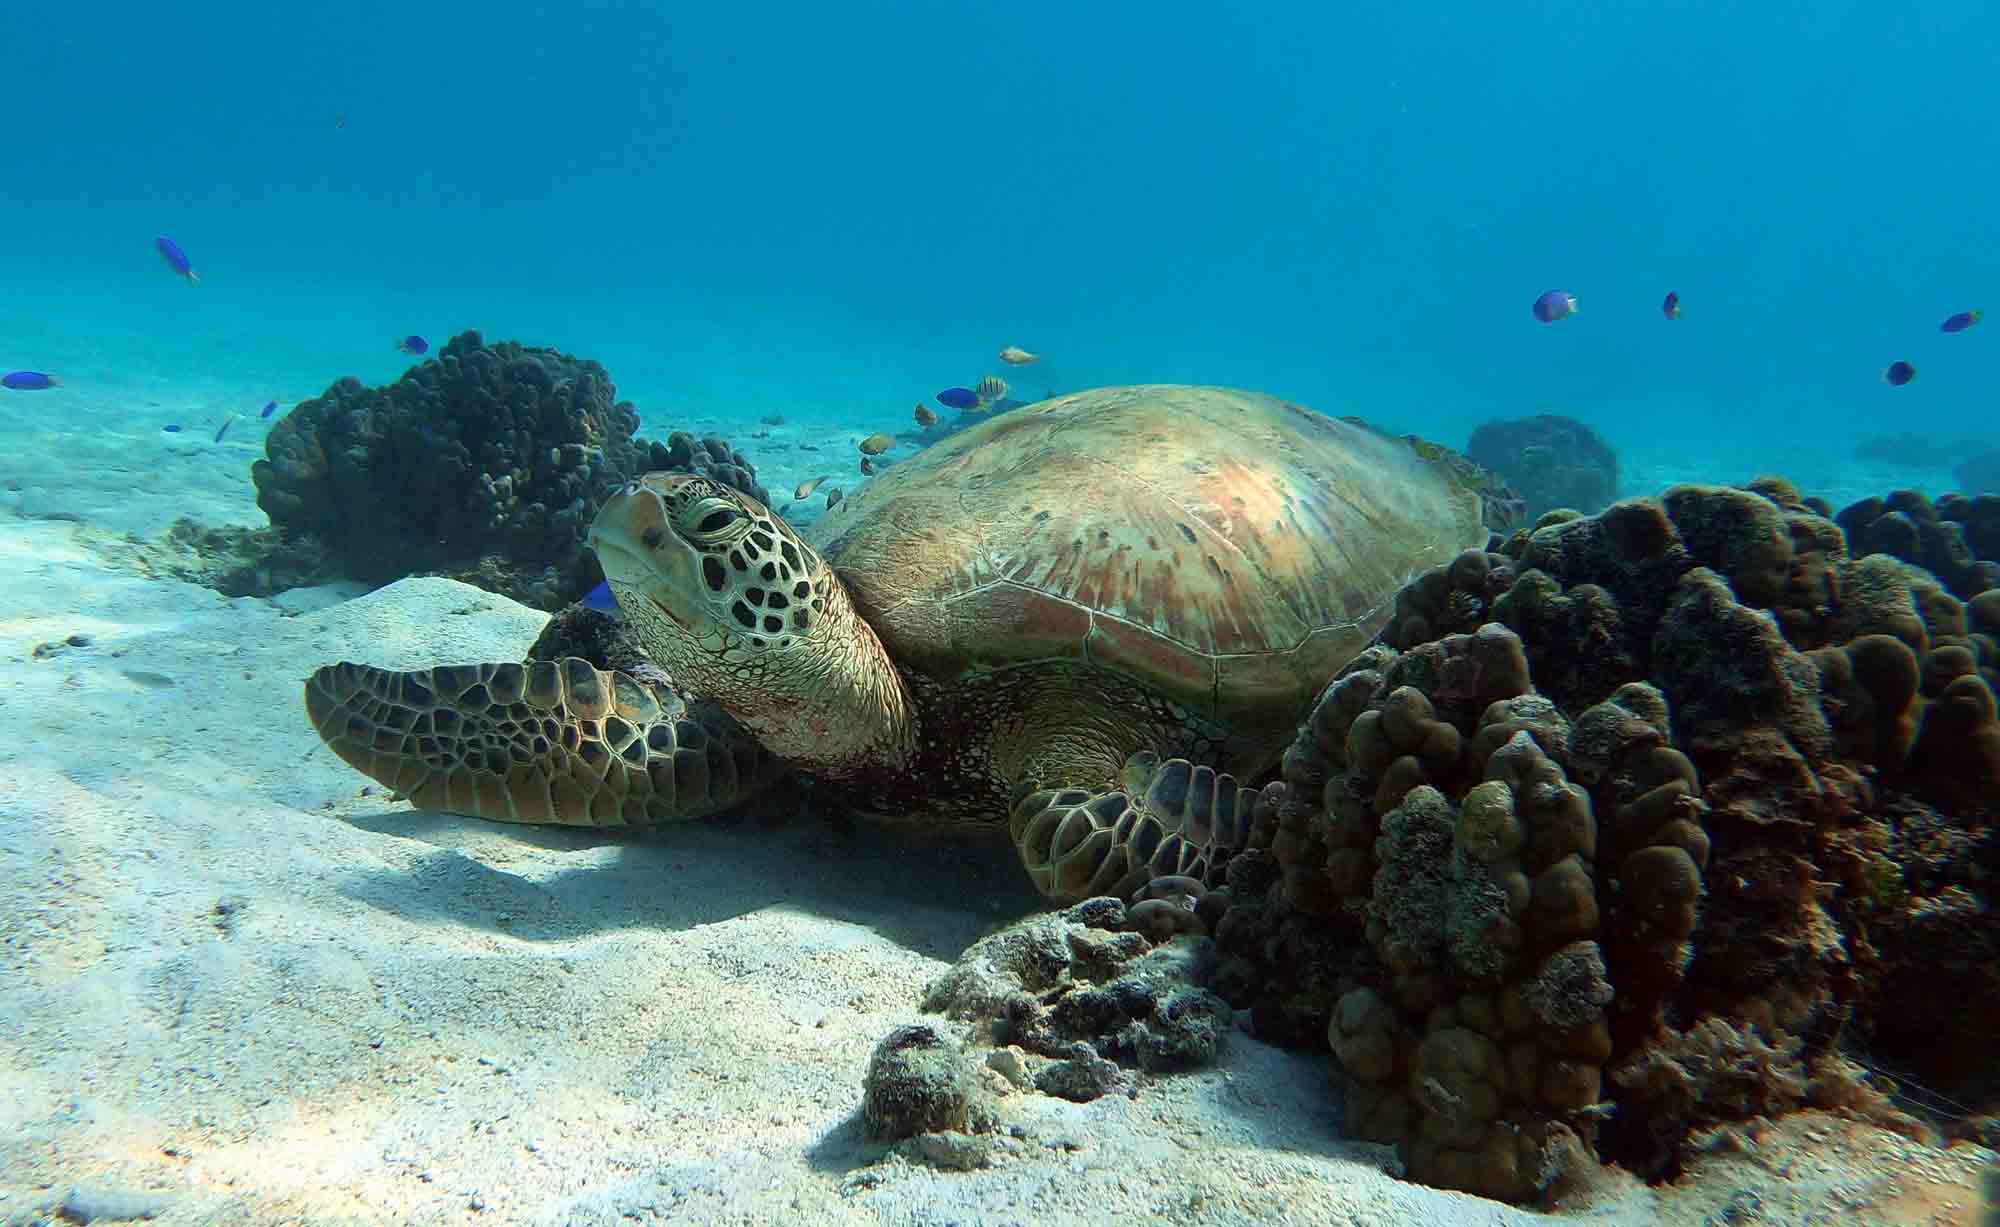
left=334, top=804, right=1048, bottom=956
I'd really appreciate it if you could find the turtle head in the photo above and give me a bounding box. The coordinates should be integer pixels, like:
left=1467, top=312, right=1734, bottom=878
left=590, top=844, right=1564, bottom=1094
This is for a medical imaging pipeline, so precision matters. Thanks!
left=592, top=472, right=826, bottom=652
left=589, top=472, right=916, bottom=772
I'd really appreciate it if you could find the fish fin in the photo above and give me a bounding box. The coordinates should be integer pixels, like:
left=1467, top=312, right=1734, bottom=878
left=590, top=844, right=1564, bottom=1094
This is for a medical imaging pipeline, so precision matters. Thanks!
left=185, top=270, right=199, bottom=286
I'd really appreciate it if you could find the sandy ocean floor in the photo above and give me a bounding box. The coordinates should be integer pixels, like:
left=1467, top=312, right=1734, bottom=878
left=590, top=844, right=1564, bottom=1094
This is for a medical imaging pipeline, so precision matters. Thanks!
left=1, top=368, right=1993, bottom=1226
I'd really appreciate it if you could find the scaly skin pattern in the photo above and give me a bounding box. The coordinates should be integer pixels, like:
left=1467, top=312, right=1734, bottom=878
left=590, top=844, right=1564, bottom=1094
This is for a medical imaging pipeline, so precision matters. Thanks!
left=305, top=657, right=783, bottom=825
left=302, top=647, right=1264, bottom=899
left=827, top=660, right=1238, bottom=821
left=836, top=661, right=1270, bottom=900
left=593, top=471, right=920, bottom=778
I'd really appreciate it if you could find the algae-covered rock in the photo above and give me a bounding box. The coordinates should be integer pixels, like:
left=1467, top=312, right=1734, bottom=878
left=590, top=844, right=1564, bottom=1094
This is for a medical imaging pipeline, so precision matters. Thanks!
left=860, top=1023, right=982, bottom=1140
left=923, top=898, right=1232, bottom=1076
left=247, top=329, right=768, bottom=609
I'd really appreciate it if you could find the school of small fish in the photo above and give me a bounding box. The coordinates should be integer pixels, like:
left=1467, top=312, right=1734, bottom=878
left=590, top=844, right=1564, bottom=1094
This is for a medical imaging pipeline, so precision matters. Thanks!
left=1532, top=286, right=1980, bottom=390
left=5, top=204, right=1986, bottom=520
left=850, top=302, right=1947, bottom=525
left=1, top=234, right=435, bottom=445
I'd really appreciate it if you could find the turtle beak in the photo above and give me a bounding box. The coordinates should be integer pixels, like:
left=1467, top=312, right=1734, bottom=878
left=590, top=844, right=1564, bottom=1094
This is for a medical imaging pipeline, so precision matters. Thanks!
left=591, top=538, right=686, bottom=630
left=589, top=484, right=706, bottom=631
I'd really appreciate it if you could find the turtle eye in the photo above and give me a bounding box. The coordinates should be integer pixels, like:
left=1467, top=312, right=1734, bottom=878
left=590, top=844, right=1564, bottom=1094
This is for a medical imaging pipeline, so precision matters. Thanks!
left=641, top=526, right=665, bottom=549
left=682, top=497, right=749, bottom=541
left=696, top=509, right=741, bottom=534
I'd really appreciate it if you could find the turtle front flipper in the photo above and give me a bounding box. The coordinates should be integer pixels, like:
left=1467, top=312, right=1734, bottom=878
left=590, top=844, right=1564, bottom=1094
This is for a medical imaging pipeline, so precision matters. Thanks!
left=1007, top=750, right=1259, bottom=903
left=305, top=657, right=781, bottom=826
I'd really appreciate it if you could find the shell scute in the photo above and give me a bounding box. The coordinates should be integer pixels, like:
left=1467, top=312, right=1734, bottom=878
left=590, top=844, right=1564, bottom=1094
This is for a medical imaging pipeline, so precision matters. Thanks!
left=807, top=385, right=1499, bottom=730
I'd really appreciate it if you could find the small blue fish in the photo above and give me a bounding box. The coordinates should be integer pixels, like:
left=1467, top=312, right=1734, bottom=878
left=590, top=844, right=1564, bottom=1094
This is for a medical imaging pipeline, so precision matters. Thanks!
left=582, top=581, right=620, bottom=614
left=1662, top=291, right=1681, bottom=320
left=260, top=400, right=279, bottom=418
left=1884, top=360, right=1917, bottom=387
left=1, top=371, right=60, bottom=390
left=1941, top=310, right=1982, bottom=333
left=936, top=386, right=979, bottom=410
left=156, top=235, right=198, bottom=285
left=396, top=335, right=430, bottom=355
left=162, top=423, right=183, bottom=433
left=1532, top=290, right=1578, bottom=323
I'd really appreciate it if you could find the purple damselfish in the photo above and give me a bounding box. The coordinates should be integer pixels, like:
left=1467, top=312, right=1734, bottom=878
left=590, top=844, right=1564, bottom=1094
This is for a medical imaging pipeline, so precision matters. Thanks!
left=582, top=581, right=619, bottom=614
left=935, top=386, right=979, bottom=410
left=396, top=335, right=430, bottom=355
left=1531, top=290, right=1578, bottom=323
left=1941, top=310, right=1982, bottom=333
left=260, top=400, right=279, bottom=418
left=1, top=370, right=60, bottom=390
left=156, top=234, right=198, bottom=285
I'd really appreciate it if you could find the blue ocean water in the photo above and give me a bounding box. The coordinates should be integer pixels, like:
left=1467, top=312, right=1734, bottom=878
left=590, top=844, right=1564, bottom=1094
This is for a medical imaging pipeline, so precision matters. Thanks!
left=2, top=1, right=1994, bottom=495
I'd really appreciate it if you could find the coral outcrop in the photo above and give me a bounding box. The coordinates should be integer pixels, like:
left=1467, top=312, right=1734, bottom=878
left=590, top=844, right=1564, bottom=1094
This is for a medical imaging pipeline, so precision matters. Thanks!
left=1209, top=477, right=1997, bottom=1204
left=1465, top=413, right=1621, bottom=520
left=247, top=330, right=767, bottom=609
left=1836, top=490, right=2000, bottom=599
left=1856, top=431, right=1957, bottom=470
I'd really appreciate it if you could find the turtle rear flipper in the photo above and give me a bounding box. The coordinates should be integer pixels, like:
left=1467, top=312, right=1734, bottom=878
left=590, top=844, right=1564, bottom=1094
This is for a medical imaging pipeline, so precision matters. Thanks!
left=305, top=657, right=779, bottom=826
left=1008, top=749, right=1258, bottom=903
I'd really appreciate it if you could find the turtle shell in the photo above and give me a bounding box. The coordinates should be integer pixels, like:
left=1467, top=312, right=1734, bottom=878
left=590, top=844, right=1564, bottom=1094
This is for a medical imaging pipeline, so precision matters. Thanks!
left=804, top=385, right=1499, bottom=743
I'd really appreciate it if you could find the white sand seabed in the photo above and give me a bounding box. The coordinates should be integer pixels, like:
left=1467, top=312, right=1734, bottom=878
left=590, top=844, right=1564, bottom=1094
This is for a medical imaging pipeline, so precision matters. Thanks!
left=0, top=483, right=1993, bottom=1222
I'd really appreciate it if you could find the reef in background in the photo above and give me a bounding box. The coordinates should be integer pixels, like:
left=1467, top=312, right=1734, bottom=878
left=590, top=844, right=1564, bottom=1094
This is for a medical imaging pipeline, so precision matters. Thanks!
left=1466, top=413, right=1620, bottom=521
left=1954, top=448, right=2000, bottom=497
left=160, top=331, right=768, bottom=610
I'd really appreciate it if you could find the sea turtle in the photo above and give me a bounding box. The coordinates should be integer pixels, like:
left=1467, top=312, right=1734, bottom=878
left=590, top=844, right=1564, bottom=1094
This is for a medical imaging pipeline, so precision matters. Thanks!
left=306, top=385, right=1515, bottom=903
